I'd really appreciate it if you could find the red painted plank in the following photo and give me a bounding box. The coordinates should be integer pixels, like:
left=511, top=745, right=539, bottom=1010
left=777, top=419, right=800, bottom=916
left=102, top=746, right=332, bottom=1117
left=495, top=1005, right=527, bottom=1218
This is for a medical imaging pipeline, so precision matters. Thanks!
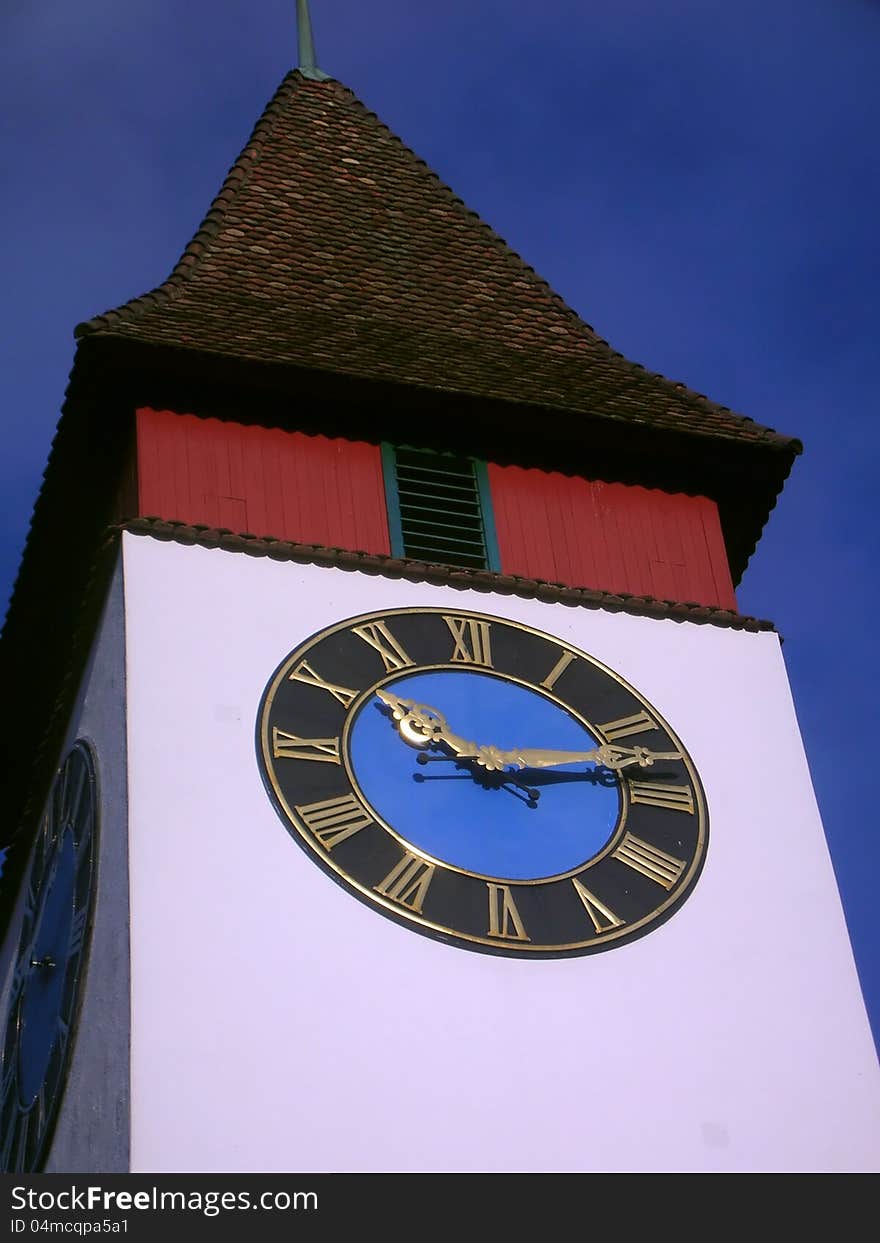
left=136, top=411, right=735, bottom=609
left=135, top=409, right=161, bottom=516
left=260, top=430, right=285, bottom=540
left=488, top=463, right=737, bottom=610
left=135, top=409, right=391, bottom=556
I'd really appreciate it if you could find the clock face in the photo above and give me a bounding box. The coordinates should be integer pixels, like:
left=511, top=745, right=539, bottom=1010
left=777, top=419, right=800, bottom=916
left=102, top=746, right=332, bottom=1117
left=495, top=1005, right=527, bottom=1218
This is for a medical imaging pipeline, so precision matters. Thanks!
left=0, top=742, right=97, bottom=1173
left=257, top=608, right=708, bottom=957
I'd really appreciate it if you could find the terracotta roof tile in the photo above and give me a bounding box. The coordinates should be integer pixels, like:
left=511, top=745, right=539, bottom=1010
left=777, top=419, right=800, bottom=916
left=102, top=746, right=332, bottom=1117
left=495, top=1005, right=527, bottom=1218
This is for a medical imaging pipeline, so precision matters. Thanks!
left=76, top=72, right=799, bottom=455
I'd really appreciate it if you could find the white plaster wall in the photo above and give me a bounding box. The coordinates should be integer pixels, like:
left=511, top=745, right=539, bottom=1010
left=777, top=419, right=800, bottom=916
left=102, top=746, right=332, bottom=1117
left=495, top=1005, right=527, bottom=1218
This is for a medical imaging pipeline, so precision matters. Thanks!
left=44, top=557, right=130, bottom=1172
left=123, top=533, right=880, bottom=1173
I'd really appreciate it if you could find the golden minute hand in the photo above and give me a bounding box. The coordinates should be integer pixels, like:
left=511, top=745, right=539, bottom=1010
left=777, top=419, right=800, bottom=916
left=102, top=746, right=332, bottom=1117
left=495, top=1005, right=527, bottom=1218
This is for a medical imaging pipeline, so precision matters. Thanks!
left=486, top=743, right=682, bottom=772
left=375, top=692, right=680, bottom=772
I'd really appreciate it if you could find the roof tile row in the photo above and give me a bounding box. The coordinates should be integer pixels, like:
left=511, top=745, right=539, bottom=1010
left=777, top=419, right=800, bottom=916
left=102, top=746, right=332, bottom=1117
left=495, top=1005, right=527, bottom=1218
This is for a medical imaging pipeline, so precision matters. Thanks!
left=124, top=517, right=776, bottom=633
left=77, top=73, right=798, bottom=455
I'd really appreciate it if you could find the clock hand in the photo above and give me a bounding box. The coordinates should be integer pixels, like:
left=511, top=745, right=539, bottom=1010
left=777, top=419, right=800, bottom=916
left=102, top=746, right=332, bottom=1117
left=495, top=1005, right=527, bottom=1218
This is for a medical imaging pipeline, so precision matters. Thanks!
left=375, top=690, right=483, bottom=759
left=376, top=691, right=543, bottom=808
left=375, top=692, right=679, bottom=772
left=491, top=744, right=683, bottom=772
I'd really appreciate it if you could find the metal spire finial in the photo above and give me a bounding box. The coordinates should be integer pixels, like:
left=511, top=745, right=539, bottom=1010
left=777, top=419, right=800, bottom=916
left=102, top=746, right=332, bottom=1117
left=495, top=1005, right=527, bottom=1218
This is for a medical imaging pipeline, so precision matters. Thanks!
left=297, top=0, right=330, bottom=80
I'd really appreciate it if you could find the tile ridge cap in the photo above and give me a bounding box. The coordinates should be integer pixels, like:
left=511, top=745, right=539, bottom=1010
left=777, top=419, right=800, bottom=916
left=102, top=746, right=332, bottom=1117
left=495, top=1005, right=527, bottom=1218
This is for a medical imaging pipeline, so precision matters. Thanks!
left=119, top=517, right=778, bottom=633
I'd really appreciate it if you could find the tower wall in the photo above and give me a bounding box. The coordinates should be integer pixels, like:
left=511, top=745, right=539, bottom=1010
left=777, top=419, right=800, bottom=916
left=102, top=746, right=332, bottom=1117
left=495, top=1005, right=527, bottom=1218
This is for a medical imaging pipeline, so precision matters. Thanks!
left=0, top=558, right=131, bottom=1173
left=121, top=531, right=879, bottom=1173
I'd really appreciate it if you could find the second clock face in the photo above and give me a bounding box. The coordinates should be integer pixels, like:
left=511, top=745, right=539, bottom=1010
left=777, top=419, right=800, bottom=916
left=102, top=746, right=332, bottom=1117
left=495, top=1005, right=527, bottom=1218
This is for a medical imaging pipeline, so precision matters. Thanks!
left=256, top=607, right=708, bottom=957
left=0, top=742, right=97, bottom=1172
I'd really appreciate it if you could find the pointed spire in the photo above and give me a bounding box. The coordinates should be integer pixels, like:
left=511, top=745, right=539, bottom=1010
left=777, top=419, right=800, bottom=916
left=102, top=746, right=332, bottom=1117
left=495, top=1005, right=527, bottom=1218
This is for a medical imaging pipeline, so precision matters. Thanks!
left=297, top=0, right=330, bottom=80
left=77, top=74, right=797, bottom=470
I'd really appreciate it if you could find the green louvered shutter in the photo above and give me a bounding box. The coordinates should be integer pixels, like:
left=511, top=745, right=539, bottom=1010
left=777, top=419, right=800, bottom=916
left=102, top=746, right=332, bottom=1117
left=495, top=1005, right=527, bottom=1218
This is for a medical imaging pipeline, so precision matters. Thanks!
left=382, top=445, right=500, bottom=571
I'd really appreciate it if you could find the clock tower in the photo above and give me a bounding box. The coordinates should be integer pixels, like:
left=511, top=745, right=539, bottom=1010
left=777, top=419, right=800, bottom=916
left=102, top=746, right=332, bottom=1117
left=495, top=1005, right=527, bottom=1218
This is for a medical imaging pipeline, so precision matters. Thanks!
left=2, top=6, right=879, bottom=1173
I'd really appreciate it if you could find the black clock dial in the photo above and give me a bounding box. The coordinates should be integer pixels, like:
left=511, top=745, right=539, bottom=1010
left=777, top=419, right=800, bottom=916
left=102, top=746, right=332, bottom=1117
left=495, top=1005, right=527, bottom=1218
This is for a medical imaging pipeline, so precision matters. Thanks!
left=0, top=742, right=98, bottom=1173
left=256, top=608, right=708, bottom=958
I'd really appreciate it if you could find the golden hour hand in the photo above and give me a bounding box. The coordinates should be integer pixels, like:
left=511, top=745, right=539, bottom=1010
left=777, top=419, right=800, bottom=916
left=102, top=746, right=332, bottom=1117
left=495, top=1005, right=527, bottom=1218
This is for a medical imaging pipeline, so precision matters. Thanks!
left=375, top=691, right=482, bottom=760
left=375, top=691, right=680, bottom=771
left=375, top=691, right=542, bottom=808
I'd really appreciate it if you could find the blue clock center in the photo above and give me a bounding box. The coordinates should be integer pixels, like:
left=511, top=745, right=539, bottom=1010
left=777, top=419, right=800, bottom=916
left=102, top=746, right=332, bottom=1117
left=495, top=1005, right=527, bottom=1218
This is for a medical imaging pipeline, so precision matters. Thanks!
left=348, top=670, right=620, bottom=880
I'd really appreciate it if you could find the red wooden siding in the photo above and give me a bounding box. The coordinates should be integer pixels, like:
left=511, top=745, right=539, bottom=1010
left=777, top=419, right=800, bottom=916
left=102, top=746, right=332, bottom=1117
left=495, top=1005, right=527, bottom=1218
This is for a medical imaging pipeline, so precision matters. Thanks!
left=487, top=464, right=736, bottom=610
left=136, top=409, right=391, bottom=555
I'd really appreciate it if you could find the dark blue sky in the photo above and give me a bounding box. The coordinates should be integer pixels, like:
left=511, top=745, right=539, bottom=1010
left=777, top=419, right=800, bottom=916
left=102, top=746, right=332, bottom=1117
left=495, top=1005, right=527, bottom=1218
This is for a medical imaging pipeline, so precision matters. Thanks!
left=2, top=2, right=878, bottom=1046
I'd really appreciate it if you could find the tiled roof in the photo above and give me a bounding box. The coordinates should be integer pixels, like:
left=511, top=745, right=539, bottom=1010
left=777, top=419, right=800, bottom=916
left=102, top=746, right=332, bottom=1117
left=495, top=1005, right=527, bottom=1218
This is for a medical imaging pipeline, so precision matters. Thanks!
left=76, top=72, right=798, bottom=454
left=124, top=518, right=777, bottom=633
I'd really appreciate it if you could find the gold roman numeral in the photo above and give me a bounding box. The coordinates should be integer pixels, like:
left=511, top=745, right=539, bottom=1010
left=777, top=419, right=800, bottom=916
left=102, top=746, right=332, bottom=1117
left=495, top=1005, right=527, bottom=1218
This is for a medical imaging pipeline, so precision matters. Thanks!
left=597, top=709, right=657, bottom=741
left=351, top=620, right=415, bottom=672
left=540, top=650, right=576, bottom=690
left=612, top=833, right=686, bottom=890
left=289, top=660, right=357, bottom=708
left=374, top=852, right=435, bottom=913
left=272, top=728, right=341, bottom=764
left=295, top=794, right=373, bottom=850
left=443, top=616, right=493, bottom=666
left=628, top=781, right=694, bottom=814
left=572, top=878, right=625, bottom=933
left=487, top=884, right=529, bottom=941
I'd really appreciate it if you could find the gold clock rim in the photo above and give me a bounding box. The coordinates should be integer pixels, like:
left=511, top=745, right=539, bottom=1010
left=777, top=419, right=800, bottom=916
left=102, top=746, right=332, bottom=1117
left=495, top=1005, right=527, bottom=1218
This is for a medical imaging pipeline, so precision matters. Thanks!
left=257, top=605, right=709, bottom=954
